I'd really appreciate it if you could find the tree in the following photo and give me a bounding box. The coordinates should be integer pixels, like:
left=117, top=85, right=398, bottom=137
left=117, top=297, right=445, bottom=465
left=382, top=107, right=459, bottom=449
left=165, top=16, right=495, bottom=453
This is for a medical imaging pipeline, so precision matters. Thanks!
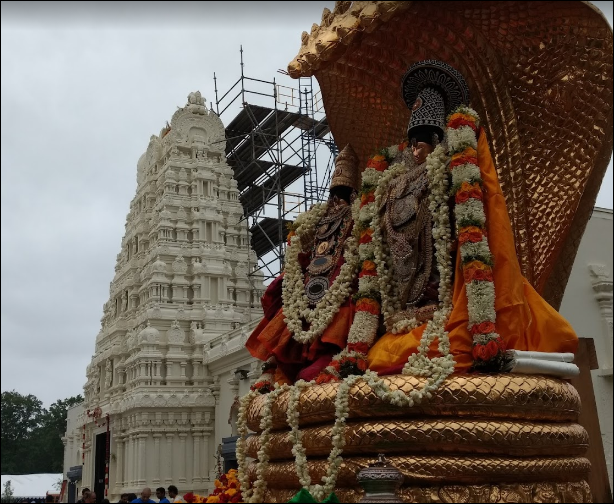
left=1, top=391, right=43, bottom=474
left=1, top=391, right=83, bottom=474
left=1, top=480, right=14, bottom=503
left=36, top=395, right=84, bottom=473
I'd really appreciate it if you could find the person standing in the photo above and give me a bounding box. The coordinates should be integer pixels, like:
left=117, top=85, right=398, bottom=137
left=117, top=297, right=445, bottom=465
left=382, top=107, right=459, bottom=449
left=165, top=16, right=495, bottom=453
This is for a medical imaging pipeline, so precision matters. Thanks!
left=155, top=487, right=170, bottom=503
left=166, top=486, right=185, bottom=503
left=130, top=488, right=156, bottom=503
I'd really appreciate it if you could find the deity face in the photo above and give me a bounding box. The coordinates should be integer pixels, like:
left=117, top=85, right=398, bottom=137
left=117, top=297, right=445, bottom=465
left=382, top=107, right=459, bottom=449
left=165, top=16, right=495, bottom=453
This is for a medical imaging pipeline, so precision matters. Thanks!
left=412, top=140, right=434, bottom=165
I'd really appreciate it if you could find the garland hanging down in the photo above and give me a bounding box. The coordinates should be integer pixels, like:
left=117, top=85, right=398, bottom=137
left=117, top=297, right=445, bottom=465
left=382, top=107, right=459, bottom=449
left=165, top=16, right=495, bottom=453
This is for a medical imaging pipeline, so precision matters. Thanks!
left=237, top=106, right=505, bottom=503
left=282, top=202, right=359, bottom=346
left=447, top=107, right=506, bottom=371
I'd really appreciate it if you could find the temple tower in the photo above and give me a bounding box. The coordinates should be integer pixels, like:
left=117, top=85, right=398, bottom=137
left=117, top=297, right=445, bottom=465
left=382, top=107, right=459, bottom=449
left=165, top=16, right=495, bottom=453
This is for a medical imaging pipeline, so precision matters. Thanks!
left=66, top=92, right=265, bottom=499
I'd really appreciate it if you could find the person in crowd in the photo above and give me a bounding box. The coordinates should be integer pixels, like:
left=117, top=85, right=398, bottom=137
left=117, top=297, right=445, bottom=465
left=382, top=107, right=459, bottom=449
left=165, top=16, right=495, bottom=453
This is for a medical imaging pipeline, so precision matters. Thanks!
left=130, top=487, right=156, bottom=503
left=77, top=488, right=90, bottom=504
left=83, top=491, right=96, bottom=503
left=167, top=486, right=185, bottom=503
left=156, top=487, right=170, bottom=503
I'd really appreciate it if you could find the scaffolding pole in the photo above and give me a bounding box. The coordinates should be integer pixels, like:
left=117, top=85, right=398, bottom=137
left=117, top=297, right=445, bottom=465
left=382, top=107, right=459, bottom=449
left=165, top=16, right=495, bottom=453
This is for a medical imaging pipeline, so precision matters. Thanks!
left=214, top=47, right=337, bottom=302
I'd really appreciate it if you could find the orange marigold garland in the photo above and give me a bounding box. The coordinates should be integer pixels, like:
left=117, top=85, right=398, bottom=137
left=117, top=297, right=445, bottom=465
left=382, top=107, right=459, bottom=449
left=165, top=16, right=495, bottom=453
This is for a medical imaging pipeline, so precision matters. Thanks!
left=447, top=106, right=507, bottom=372
left=316, top=141, right=409, bottom=384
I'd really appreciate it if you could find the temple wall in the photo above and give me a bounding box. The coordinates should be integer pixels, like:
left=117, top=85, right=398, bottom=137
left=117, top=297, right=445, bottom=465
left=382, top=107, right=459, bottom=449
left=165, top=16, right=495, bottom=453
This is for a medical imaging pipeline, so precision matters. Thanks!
left=560, top=207, right=613, bottom=490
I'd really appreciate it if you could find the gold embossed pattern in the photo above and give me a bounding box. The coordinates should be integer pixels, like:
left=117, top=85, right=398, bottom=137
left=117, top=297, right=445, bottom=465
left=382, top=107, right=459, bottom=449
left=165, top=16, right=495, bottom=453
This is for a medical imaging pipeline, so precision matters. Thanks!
left=245, top=420, right=588, bottom=460
left=286, top=1, right=614, bottom=309
left=246, top=374, right=581, bottom=432
left=264, top=481, right=592, bottom=503
left=247, top=456, right=590, bottom=488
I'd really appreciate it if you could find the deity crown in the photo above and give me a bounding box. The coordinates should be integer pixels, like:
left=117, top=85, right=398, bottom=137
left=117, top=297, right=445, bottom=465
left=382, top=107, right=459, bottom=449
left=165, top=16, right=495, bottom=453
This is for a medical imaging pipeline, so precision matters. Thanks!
left=330, top=143, right=361, bottom=192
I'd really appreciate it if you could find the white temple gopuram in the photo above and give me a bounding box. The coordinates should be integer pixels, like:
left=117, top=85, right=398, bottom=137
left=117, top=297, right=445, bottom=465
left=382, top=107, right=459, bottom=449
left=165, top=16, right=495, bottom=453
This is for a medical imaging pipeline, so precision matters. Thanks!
left=61, top=92, right=265, bottom=500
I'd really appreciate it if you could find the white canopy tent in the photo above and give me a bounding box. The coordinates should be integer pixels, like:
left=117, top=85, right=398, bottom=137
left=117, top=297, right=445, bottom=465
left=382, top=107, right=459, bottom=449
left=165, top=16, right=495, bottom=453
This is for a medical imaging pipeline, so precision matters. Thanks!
left=1, top=474, right=62, bottom=498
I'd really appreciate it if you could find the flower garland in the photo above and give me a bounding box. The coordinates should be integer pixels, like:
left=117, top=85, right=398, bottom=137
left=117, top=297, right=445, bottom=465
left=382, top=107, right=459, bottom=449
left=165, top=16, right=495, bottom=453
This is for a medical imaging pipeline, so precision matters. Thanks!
left=237, top=385, right=289, bottom=503
left=286, top=376, right=361, bottom=502
left=236, top=106, right=507, bottom=502
left=317, top=139, right=456, bottom=384
left=447, top=106, right=506, bottom=371
left=402, top=143, right=455, bottom=381
left=236, top=390, right=257, bottom=503
left=282, top=203, right=359, bottom=345
left=286, top=380, right=312, bottom=489
left=315, top=144, right=408, bottom=383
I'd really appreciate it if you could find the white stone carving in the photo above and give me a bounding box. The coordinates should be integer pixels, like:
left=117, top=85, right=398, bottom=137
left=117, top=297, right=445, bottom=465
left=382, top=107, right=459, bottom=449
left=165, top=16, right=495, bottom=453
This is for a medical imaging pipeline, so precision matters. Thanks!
left=67, top=89, right=267, bottom=501
left=172, top=255, right=188, bottom=275
left=167, top=320, right=186, bottom=345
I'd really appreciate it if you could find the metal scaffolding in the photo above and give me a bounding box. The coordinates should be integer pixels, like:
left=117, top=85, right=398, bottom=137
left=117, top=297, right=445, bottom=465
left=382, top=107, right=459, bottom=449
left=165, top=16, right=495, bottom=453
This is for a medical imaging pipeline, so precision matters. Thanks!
left=214, top=47, right=337, bottom=291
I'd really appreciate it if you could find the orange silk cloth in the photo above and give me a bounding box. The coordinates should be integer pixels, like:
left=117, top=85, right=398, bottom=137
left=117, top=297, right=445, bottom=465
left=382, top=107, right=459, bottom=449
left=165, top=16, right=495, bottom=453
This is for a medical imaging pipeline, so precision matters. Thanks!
left=368, top=129, right=579, bottom=373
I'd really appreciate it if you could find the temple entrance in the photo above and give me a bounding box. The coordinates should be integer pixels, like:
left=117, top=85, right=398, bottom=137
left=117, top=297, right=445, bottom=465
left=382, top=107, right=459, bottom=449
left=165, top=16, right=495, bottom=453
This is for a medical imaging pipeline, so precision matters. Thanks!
left=94, top=432, right=107, bottom=502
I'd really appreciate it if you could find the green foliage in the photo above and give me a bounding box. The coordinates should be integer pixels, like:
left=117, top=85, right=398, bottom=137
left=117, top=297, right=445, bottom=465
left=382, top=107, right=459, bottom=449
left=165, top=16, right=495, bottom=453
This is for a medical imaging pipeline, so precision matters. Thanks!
left=1, top=480, right=14, bottom=502
left=1, top=390, right=83, bottom=474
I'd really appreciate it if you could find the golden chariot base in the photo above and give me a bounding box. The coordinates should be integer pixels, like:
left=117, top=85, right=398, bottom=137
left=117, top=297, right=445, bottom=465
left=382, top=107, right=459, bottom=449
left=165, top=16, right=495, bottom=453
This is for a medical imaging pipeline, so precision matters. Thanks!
left=245, top=374, right=591, bottom=503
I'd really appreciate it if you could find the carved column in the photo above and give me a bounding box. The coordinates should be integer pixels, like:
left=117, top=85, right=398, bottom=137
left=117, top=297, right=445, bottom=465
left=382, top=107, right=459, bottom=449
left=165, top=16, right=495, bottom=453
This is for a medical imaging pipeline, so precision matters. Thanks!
left=178, top=433, right=188, bottom=484
left=138, top=434, right=147, bottom=486
left=201, top=431, right=211, bottom=480
left=192, top=432, right=202, bottom=485
left=152, top=434, right=162, bottom=486
left=115, top=437, right=124, bottom=490
left=132, top=434, right=138, bottom=487
left=165, top=433, right=174, bottom=485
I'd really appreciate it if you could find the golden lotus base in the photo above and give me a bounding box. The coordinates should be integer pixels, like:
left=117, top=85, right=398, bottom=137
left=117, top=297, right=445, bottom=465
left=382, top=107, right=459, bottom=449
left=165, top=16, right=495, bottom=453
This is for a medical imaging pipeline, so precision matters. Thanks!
left=263, top=481, right=592, bottom=503
left=246, top=375, right=591, bottom=503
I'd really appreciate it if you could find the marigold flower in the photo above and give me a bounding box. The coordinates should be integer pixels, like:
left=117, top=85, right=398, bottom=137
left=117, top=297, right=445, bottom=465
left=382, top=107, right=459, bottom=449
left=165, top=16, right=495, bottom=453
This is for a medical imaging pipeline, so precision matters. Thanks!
left=450, top=147, right=478, bottom=169
left=361, top=259, right=377, bottom=272
left=316, top=371, right=338, bottom=384
left=472, top=344, right=490, bottom=361
left=455, top=182, right=483, bottom=204
left=356, top=298, right=380, bottom=315
left=464, top=266, right=493, bottom=283
left=459, top=228, right=484, bottom=245
left=398, top=140, right=409, bottom=152
left=485, top=339, right=501, bottom=359
left=348, top=342, right=370, bottom=354
left=447, top=115, right=478, bottom=131
left=448, top=112, right=477, bottom=124
left=359, top=228, right=374, bottom=244
left=470, top=321, right=496, bottom=335
left=360, top=192, right=375, bottom=207
left=367, top=154, right=389, bottom=172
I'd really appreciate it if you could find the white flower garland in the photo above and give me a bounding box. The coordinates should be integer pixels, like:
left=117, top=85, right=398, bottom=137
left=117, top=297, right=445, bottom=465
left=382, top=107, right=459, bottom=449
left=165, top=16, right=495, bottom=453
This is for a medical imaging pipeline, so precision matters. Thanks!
left=236, top=108, right=504, bottom=501
left=287, top=380, right=312, bottom=489
left=282, top=203, right=359, bottom=345
left=285, top=376, right=361, bottom=502
left=236, top=390, right=257, bottom=502
left=371, top=162, right=409, bottom=327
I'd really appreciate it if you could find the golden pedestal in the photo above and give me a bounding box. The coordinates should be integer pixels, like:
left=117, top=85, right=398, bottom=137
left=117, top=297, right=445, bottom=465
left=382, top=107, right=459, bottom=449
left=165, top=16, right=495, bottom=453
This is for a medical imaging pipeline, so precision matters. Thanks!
left=245, top=374, right=591, bottom=503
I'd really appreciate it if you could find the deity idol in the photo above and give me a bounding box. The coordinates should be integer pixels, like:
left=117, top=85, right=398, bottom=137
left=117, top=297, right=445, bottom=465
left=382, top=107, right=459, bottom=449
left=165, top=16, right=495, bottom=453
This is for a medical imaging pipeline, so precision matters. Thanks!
left=239, top=3, right=612, bottom=503
left=312, top=60, right=580, bottom=383
left=245, top=145, right=361, bottom=386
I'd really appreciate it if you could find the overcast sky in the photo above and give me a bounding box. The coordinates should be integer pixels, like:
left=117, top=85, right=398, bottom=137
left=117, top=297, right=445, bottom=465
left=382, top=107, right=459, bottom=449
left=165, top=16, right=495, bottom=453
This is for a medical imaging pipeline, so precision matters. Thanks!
left=1, top=1, right=612, bottom=408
